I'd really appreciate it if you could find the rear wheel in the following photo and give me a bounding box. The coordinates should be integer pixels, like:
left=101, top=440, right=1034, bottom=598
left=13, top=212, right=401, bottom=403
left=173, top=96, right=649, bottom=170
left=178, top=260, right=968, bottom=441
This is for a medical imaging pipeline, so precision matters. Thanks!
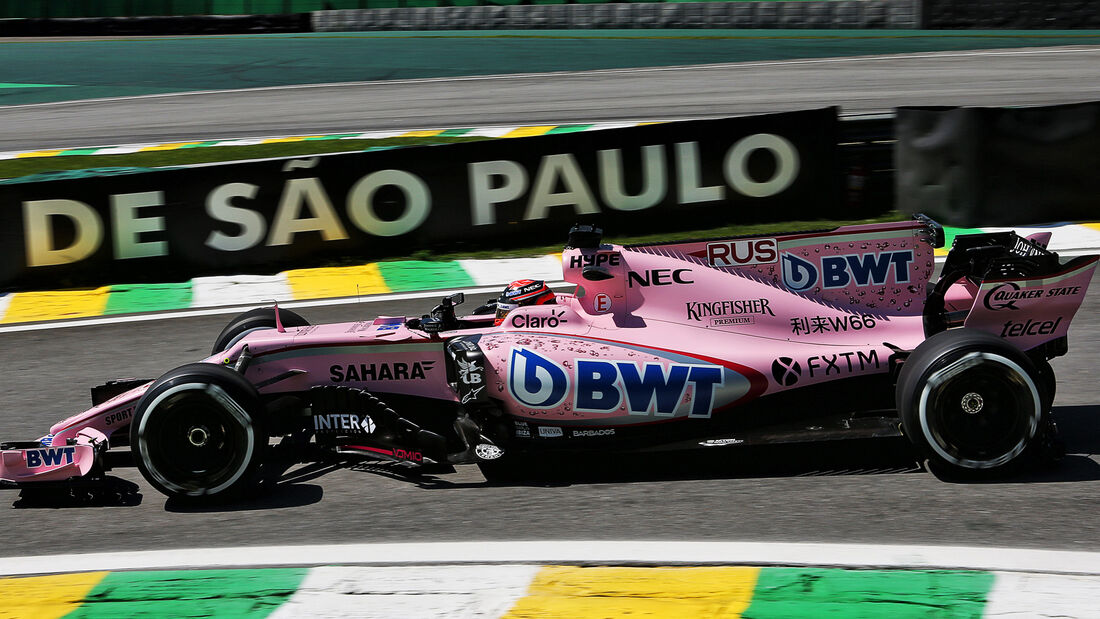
left=897, top=329, right=1045, bottom=476
left=211, top=307, right=309, bottom=355
left=131, top=363, right=267, bottom=502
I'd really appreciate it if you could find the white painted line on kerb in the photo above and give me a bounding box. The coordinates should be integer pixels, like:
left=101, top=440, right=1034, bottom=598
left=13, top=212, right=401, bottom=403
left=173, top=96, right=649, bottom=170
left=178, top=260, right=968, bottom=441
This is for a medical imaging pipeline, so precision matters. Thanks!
left=3, top=541, right=1100, bottom=577
left=984, top=571, right=1100, bottom=617
left=267, top=565, right=540, bottom=619
left=6, top=45, right=1098, bottom=111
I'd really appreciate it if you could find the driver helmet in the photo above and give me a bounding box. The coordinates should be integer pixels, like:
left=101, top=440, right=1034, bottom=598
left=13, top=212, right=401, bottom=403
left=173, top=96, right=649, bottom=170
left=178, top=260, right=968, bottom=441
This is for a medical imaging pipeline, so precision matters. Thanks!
left=495, top=279, right=555, bottom=326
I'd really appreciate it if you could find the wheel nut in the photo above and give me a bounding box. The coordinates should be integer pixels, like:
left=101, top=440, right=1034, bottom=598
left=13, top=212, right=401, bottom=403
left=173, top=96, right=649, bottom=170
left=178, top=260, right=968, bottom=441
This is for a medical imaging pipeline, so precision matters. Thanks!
left=961, top=393, right=984, bottom=414
left=188, top=426, right=209, bottom=447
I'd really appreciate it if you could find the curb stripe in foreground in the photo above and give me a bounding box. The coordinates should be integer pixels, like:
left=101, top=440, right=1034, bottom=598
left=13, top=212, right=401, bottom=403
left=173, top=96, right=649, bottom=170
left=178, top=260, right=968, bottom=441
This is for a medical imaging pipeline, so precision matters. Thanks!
left=3, top=543, right=1100, bottom=618
left=67, top=568, right=308, bottom=619
left=507, top=566, right=761, bottom=618
left=5, top=564, right=1098, bottom=618
left=0, top=571, right=108, bottom=619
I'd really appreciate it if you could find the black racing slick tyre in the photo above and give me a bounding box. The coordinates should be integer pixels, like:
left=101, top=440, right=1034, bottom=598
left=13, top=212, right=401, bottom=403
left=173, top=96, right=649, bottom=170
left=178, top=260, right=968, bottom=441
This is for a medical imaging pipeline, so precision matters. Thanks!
left=896, top=329, right=1046, bottom=477
left=131, top=363, right=267, bottom=503
left=211, top=307, right=309, bottom=355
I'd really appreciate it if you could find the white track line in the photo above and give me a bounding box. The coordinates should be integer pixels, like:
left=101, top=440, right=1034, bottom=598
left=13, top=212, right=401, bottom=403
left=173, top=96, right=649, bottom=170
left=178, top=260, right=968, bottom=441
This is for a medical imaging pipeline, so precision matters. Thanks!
left=6, top=45, right=1098, bottom=111
left=3, top=541, right=1100, bottom=577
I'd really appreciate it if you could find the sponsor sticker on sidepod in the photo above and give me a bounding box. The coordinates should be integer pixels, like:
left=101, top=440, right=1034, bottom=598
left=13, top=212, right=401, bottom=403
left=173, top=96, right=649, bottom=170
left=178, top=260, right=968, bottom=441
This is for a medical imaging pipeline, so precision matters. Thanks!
left=507, top=347, right=755, bottom=420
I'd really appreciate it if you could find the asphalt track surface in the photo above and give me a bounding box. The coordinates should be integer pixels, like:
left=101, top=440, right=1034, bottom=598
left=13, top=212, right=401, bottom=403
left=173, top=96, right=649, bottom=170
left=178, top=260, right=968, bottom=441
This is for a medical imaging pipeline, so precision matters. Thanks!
left=3, top=45, right=1100, bottom=151
left=1, top=282, right=1098, bottom=557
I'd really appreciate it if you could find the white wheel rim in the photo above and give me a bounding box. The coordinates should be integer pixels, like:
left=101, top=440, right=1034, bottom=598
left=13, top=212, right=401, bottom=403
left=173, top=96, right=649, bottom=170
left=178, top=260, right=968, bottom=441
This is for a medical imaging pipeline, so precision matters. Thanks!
left=137, top=382, right=255, bottom=496
left=918, top=351, right=1040, bottom=470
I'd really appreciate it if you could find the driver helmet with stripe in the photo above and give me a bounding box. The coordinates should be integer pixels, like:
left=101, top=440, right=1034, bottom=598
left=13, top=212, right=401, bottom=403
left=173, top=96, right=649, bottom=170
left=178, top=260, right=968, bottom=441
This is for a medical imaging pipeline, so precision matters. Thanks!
left=494, top=279, right=556, bottom=326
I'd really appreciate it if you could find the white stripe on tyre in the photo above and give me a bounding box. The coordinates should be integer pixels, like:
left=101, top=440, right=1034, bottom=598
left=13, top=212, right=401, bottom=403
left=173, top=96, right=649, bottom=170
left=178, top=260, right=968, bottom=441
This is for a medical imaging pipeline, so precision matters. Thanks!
left=917, top=352, right=1040, bottom=469
left=137, top=382, right=255, bottom=496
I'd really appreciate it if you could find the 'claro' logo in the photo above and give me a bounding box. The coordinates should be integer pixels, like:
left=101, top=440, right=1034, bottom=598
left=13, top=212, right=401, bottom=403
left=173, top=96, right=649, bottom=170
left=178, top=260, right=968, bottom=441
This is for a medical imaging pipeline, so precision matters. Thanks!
left=507, top=348, right=732, bottom=418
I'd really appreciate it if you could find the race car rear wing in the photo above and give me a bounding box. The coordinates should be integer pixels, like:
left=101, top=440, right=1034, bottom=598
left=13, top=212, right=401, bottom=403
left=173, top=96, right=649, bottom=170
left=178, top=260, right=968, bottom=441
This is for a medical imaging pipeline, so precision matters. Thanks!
left=925, top=228, right=1098, bottom=355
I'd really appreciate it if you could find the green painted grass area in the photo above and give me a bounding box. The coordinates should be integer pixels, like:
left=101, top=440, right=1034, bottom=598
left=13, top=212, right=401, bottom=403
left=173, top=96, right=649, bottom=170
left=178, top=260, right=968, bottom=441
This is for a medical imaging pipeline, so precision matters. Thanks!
left=376, top=260, right=478, bottom=289
left=745, top=568, right=995, bottom=618
left=941, top=225, right=985, bottom=251
left=67, top=568, right=308, bottom=618
left=104, top=282, right=194, bottom=314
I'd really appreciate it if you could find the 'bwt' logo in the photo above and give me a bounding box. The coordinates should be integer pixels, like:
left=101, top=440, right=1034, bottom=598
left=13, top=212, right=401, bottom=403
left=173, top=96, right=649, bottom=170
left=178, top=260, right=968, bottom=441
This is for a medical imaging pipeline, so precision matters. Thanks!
left=782, top=251, right=913, bottom=292
left=508, top=347, right=727, bottom=418
left=509, top=348, right=569, bottom=408
left=782, top=254, right=817, bottom=291
left=25, top=446, right=76, bottom=468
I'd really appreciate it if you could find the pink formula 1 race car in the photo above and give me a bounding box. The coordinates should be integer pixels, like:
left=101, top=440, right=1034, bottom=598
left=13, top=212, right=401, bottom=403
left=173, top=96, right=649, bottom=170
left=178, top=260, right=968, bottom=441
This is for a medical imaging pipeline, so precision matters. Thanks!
left=2, top=217, right=1096, bottom=502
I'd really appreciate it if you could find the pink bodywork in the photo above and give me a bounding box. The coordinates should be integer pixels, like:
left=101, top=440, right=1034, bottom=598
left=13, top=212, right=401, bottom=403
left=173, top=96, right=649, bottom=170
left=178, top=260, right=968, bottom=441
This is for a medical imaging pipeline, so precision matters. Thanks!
left=0, top=428, right=106, bottom=482
left=3, top=220, right=1094, bottom=482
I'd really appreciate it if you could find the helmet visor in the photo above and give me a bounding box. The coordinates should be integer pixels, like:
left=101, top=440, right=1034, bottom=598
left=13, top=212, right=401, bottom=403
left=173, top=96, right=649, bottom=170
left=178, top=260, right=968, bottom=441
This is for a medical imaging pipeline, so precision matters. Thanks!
left=494, top=301, right=518, bottom=325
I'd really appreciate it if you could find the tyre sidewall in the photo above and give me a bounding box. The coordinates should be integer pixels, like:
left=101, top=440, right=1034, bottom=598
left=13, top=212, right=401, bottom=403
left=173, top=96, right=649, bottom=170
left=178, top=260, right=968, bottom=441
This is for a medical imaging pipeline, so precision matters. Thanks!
left=898, top=329, right=1043, bottom=474
left=131, top=363, right=266, bottom=502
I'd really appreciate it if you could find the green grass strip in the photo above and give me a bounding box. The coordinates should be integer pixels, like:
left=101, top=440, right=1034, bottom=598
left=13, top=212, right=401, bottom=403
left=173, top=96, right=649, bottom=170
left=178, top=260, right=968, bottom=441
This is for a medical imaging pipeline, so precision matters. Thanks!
left=104, top=282, right=193, bottom=315
left=377, top=260, right=477, bottom=291
left=745, top=568, right=995, bottom=618
left=178, top=141, right=225, bottom=149
left=66, top=568, right=308, bottom=618
left=547, top=124, right=596, bottom=134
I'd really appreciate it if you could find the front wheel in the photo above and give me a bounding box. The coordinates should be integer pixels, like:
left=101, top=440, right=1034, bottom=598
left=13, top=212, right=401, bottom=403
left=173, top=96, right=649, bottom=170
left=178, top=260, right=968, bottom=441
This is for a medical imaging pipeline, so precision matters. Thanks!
left=131, top=363, right=267, bottom=502
left=897, top=329, right=1045, bottom=477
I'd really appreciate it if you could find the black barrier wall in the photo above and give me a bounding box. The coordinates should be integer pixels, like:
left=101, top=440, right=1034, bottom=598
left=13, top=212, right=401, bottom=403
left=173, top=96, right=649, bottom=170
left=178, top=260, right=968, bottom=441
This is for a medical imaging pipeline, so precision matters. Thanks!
left=896, top=102, right=1100, bottom=227
left=314, top=1, right=921, bottom=30
left=0, top=109, right=842, bottom=290
left=0, top=13, right=309, bottom=35
left=923, top=0, right=1100, bottom=29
